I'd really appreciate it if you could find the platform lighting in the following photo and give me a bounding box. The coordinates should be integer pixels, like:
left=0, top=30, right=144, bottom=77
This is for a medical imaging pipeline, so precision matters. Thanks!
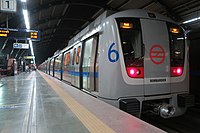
left=22, top=9, right=30, bottom=29
left=183, top=16, right=200, bottom=24
left=21, top=2, right=35, bottom=64
left=29, top=40, right=35, bottom=64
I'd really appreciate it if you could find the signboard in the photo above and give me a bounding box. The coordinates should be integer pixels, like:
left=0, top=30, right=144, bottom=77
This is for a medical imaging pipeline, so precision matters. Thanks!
left=150, top=45, right=165, bottom=65
left=0, top=0, right=17, bottom=12
left=0, top=28, right=40, bottom=41
left=24, top=56, right=35, bottom=59
left=13, top=43, right=29, bottom=49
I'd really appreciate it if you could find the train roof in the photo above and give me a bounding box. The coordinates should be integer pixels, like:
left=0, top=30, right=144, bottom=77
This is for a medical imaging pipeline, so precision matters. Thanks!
left=67, top=9, right=175, bottom=47
left=109, top=9, right=175, bottom=23
left=67, top=10, right=115, bottom=47
left=46, top=9, right=177, bottom=62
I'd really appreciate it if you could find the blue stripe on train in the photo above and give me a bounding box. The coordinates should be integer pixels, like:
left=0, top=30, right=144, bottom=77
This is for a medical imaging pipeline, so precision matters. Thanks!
left=52, top=70, right=98, bottom=77
left=54, top=70, right=64, bottom=74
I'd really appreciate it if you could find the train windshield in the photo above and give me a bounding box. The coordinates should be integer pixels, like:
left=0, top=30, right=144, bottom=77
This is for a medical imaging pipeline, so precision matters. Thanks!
left=167, top=23, right=185, bottom=67
left=116, top=18, right=143, bottom=67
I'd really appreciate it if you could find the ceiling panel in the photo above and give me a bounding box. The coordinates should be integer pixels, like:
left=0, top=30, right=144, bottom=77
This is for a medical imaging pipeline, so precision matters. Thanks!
left=0, top=0, right=200, bottom=65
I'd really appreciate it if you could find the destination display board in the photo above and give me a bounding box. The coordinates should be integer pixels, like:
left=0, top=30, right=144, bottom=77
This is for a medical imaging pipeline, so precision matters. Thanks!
left=0, top=28, right=40, bottom=41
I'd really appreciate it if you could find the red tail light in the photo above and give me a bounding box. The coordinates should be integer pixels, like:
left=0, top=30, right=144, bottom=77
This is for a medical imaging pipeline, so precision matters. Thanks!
left=126, top=67, right=144, bottom=78
left=171, top=67, right=183, bottom=77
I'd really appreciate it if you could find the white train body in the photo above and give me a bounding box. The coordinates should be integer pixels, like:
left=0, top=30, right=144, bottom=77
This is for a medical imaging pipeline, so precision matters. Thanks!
left=39, top=9, right=194, bottom=118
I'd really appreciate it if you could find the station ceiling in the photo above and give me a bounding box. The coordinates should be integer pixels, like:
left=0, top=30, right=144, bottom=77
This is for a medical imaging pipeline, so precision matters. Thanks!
left=0, top=0, right=200, bottom=65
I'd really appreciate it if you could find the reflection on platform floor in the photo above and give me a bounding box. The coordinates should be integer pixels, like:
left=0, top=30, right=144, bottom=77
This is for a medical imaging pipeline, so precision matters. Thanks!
left=0, top=72, right=89, bottom=133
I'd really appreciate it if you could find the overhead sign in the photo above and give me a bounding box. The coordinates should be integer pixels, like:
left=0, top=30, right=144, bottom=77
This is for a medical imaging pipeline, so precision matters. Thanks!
left=24, top=56, right=35, bottom=59
left=0, top=0, right=17, bottom=12
left=0, top=28, right=40, bottom=41
left=13, top=43, right=29, bottom=49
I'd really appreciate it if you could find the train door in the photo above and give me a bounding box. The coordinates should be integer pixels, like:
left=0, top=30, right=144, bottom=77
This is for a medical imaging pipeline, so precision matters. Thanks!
left=71, top=43, right=82, bottom=87
left=63, top=51, right=71, bottom=83
left=141, top=19, right=170, bottom=95
left=54, top=54, right=62, bottom=79
left=45, top=63, right=47, bottom=73
left=60, top=53, right=63, bottom=80
left=50, top=59, right=54, bottom=76
left=71, top=48, right=76, bottom=86
left=47, top=61, right=49, bottom=74
left=81, top=36, right=98, bottom=92
left=50, top=57, right=55, bottom=77
left=74, top=44, right=82, bottom=88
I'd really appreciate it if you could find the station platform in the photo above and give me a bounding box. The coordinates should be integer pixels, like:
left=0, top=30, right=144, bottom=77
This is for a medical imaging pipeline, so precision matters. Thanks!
left=0, top=71, right=165, bottom=133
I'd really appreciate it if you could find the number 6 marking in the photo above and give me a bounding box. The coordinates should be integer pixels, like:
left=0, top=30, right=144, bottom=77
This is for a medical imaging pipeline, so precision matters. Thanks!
left=108, top=42, right=119, bottom=62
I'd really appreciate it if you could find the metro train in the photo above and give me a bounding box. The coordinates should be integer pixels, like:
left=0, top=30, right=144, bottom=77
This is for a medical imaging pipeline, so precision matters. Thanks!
left=39, top=9, right=194, bottom=118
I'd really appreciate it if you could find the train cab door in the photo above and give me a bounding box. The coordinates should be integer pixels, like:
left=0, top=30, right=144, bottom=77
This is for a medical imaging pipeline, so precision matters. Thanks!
left=81, top=36, right=99, bottom=92
left=141, top=19, right=170, bottom=96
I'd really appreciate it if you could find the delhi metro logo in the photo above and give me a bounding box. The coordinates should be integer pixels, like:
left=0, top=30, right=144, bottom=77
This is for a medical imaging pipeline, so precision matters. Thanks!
left=150, top=45, right=165, bottom=64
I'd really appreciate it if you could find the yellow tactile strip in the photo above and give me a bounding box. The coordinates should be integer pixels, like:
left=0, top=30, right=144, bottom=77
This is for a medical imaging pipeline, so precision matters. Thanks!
left=38, top=71, right=116, bottom=133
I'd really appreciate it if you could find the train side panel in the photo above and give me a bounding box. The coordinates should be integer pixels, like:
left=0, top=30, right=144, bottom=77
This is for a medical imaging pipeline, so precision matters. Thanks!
left=98, top=18, right=144, bottom=100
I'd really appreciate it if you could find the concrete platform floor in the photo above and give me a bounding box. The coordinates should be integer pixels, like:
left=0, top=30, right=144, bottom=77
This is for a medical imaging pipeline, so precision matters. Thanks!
left=0, top=71, right=165, bottom=133
left=0, top=72, right=89, bottom=133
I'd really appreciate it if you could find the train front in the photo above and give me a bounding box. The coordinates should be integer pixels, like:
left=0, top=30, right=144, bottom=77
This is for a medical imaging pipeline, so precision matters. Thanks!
left=113, top=10, right=194, bottom=118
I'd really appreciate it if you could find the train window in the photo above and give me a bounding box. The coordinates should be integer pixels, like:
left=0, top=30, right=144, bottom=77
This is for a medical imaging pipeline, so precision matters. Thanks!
left=64, top=54, right=67, bottom=66
left=56, top=55, right=62, bottom=68
left=64, top=52, right=71, bottom=66
left=167, top=23, right=185, bottom=77
left=116, top=18, right=143, bottom=67
left=83, top=38, right=93, bottom=66
left=167, top=23, right=185, bottom=67
left=72, top=48, right=76, bottom=65
left=67, top=53, right=71, bottom=65
left=58, top=54, right=62, bottom=65
left=76, top=46, right=81, bottom=64
left=55, top=56, right=58, bottom=69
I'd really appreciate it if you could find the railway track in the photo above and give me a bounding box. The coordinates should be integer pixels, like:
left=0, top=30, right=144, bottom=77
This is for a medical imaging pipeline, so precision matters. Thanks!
left=142, top=107, right=200, bottom=133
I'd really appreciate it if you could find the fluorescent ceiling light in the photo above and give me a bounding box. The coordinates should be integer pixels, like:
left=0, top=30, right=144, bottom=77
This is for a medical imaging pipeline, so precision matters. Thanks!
left=21, top=0, right=26, bottom=2
left=22, top=9, right=30, bottom=29
left=22, top=4, right=35, bottom=64
left=183, top=17, right=200, bottom=24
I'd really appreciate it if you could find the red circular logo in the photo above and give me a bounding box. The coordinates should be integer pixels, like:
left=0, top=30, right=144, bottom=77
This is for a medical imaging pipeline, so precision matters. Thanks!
left=150, top=45, right=165, bottom=64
